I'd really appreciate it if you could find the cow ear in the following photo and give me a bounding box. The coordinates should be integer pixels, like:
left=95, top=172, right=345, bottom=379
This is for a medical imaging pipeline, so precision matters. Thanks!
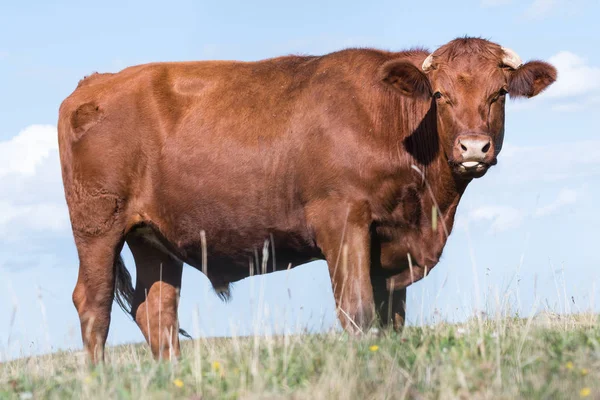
left=508, top=61, right=557, bottom=98
left=380, top=60, right=432, bottom=99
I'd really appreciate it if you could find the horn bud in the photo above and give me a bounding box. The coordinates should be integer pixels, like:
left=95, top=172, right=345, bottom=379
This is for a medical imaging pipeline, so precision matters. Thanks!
left=501, top=47, right=523, bottom=69
left=422, top=54, right=434, bottom=72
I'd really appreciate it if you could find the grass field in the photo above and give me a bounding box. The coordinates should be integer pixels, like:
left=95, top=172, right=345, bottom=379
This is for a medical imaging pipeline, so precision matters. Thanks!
left=1, top=313, right=598, bottom=399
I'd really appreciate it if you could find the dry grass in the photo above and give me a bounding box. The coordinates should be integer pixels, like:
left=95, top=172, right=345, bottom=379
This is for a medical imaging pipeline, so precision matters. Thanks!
left=1, top=312, right=599, bottom=399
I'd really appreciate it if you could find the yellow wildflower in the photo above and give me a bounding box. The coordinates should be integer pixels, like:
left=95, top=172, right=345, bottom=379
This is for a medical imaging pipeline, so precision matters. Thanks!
left=84, top=375, right=93, bottom=384
left=579, top=387, right=591, bottom=398
left=369, top=345, right=379, bottom=352
left=581, top=368, right=589, bottom=376
left=566, top=361, right=574, bottom=370
left=212, top=361, right=221, bottom=371
left=173, top=379, right=184, bottom=388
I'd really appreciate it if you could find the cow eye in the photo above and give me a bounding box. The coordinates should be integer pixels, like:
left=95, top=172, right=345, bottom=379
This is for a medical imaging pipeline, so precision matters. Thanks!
left=433, top=91, right=443, bottom=99
left=491, top=88, right=509, bottom=103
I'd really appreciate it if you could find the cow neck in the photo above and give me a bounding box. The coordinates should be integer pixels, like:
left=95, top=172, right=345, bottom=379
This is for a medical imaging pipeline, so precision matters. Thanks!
left=415, top=147, right=470, bottom=235
left=372, top=87, right=469, bottom=229
left=395, top=98, right=470, bottom=231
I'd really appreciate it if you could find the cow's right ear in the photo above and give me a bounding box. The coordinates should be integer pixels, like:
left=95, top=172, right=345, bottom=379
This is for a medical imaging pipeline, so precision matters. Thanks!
left=380, top=60, right=432, bottom=99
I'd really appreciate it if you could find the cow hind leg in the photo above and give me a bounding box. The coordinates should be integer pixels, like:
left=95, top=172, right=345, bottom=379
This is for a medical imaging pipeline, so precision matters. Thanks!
left=126, top=230, right=184, bottom=361
left=72, top=232, right=125, bottom=364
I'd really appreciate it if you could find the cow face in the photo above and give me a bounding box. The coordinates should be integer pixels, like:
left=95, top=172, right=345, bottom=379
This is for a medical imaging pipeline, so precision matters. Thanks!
left=385, top=38, right=557, bottom=179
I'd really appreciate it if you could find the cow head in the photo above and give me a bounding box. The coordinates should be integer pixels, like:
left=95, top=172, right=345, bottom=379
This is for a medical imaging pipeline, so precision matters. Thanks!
left=383, top=38, right=557, bottom=179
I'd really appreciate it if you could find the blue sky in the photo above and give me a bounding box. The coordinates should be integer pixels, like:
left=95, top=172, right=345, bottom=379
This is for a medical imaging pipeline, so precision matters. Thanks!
left=1, top=0, right=599, bottom=360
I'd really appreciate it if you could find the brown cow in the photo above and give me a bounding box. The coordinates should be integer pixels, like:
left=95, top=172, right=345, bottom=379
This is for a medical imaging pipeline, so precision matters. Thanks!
left=57, top=37, right=556, bottom=363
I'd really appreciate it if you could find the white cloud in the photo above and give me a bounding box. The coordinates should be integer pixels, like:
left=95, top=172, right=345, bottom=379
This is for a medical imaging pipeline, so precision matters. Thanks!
left=523, top=0, right=587, bottom=19
left=507, top=50, right=600, bottom=112
left=544, top=52, right=600, bottom=99
left=482, top=0, right=575, bottom=16
left=0, top=125, right=58, bottom=177
left=0, top=202, right=68, bottom=234
left=463, top=205, right=525, bottom=233
left=525, top=0, right=559, bottom=18
left=497, top=140, right=600, bottom=184
left=458, top=138, right=598, bottom=232
left=457, top=186, right=582, bottom=233
left=0, top=125, right=70, bottom=240
left=534, top=188, right=578, bottom=217
left=480, top=0, right=589, bottom=21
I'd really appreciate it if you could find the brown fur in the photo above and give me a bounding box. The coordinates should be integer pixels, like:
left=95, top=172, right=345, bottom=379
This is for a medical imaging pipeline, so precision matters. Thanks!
left=57, top=37, right=556, bottom=363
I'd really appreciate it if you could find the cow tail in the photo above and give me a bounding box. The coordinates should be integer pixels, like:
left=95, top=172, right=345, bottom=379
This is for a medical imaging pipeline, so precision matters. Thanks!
left=113, top=255, right=192, bottom=339
left=114, top=255, right=135, bottom=317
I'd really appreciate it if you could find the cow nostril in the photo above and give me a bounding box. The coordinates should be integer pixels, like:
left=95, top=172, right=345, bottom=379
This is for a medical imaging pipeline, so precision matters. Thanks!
left=481, top=142, right=491, bottom=154
left=460, top=143, right=467, bottom=152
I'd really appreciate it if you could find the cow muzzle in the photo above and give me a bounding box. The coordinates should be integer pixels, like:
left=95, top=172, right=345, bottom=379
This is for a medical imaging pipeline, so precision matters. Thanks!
left=452, top=134, right=496, bottom=178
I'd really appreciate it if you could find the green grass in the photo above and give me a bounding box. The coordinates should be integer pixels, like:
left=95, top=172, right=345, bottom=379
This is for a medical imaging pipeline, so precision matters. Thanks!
left=1, top=313, right=599, bottom=399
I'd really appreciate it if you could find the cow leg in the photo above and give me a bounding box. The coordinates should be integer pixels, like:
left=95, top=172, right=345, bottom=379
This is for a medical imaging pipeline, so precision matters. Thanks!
left=72, top=233, right=123, bottom=364
left=371, top=274, right=407, bottom=331
left=310, top=201, right=375, bottom=334
left=127, top=234, right=183, bottom=361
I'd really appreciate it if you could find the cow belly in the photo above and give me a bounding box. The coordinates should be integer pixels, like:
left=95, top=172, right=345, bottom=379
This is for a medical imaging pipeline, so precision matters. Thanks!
left=128, top=220, right=320, bottom=287
left=132, top=160, right=320, bottom=281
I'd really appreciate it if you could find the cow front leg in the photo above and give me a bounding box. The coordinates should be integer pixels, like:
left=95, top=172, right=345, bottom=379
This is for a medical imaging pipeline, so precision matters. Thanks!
left=371, top=274, right=406, bottom=331
left=309, top=201, right=375, bottom=334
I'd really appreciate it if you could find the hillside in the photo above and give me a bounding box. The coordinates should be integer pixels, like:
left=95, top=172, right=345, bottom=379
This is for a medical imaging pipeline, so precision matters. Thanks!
left=1, top=314, right=599, bottom=399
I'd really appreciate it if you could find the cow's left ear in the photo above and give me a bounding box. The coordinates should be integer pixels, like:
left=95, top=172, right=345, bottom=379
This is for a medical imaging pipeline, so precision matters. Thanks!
left=508, top=61, right=557, bottom=98
left=380, top=60, right=432, bottom=99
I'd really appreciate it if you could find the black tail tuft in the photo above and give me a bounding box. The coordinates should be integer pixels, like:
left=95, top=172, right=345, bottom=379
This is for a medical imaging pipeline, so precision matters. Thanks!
left=179, top=328, right=192, bottom=339
left=114, top=255, right=135, bottom=315
left=215, top=284, right=232, bottom=302
left=113, top=255, right=192, bottom=339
